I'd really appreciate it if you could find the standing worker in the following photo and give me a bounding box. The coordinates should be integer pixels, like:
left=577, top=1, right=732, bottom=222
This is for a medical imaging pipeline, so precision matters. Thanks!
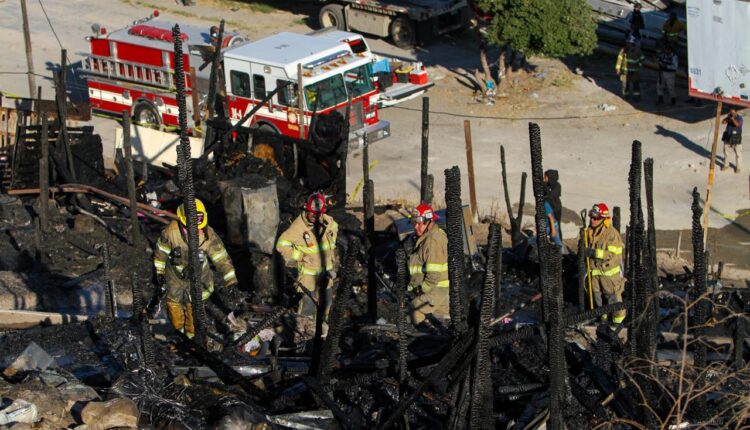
left=616, top=37, right=644, bottom=102
left=656, top=44, right=679, bottom=105
left=662, top=12, right=686, bottom=47
left=153, top=198, right=238, bottom=338
left=408, top=204, right=450, bottom=324
left=720, top=109, right=743, bottom=173
left=276, top=192, right=339, bottom=331
left=627, top=2, right=645, bottom=45
left=583, top=203, right=626, bottom=324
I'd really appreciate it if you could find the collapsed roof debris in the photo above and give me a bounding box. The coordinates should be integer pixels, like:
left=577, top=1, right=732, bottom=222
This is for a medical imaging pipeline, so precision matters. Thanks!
left=0, top=20, right=748, bottom=430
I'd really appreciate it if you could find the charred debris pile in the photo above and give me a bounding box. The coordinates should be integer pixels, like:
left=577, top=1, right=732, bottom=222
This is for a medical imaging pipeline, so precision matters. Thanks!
left=0, top=29, right=748, bottom=430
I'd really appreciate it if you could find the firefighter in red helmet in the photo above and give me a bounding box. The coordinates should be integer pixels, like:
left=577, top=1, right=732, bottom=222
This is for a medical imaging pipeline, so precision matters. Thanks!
left=276, top=192, right=339, bottom=329
left=408, top=203, right=450, bottom=324
left=584, top=203, right=626, bottom=324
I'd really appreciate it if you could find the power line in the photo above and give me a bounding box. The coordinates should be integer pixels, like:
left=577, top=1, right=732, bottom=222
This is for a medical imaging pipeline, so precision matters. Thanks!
left=36, top=0, right=63, bottom=51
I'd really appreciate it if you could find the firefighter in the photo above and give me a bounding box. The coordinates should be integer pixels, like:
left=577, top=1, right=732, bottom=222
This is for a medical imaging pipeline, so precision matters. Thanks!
left=616, top=36, right=644, bottom=102
left=408, top=204, right=450, bottom=324
left=662, top=12, right=686, bottom=47
left=276, top=192, right=339, bottom=325
left=583, top=203, right=626, bottom=324
left=153, top=198, right=237, bottom=338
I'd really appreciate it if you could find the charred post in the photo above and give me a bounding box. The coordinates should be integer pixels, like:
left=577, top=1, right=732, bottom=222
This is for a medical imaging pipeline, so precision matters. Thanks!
left=613, top=206, right=621, bottom=233
left=420, top=97, right=433, bottom=204
left=690, top=187, right=709, bottom=421
left=173, top=24, right=207, bottom=347
left=640, top=158, right=658, bottom=361
left=101, top=242, right=117, bottom=319
left=363, top=137, right=377, bottom=322
left=319, top=239, right=360, bottom=383
left=39, top=115, right=49, bottom=232
left=627, top=140, right=644, bottom=354
left=121, top=111, right=140, bottom=246
left=469, top=223, right=500, bottom=429
left=395, top=247, right=409, bottom=389
left=445, top=166, right=468, bottom=334
left=529, top=122, right=566, bottom=429
left=577, top=226, right=587, bottom=311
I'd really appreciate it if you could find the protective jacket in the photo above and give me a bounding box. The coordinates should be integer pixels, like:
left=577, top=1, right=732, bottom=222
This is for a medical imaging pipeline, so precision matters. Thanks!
left=662, top=19, right=686, bottom=42
left=276, top=213, right=338, bottom=291
left=616, top=47, right=644, bottom=74
left=585, top=222, right=624, bottom=279
left=153, top=221, right=237, bottom=303
left=408, top=225, right=450, bottom=323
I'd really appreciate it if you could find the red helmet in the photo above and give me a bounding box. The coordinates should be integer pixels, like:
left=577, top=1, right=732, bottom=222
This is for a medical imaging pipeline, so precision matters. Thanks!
left=412, top=203, right=438, bottom=224
left=305, top=192, right=327, bottom=214
left=589, top=203, right=610, bottom=220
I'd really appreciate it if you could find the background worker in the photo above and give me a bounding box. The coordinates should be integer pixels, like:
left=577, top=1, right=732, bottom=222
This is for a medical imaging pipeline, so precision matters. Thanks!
left=153, top=198, right=237, bottom=338
left=583, top=203, right=626, bottom=324
left=657, top=44, right=679, bottom=105
left=276, top=192, right=339, bottom=331
left=616, top=36, right=644, bottom=102
left=408, top=204, right=450, bottom=324
left=721, top=109, right=743, bottom=173
left=662, top=12, right=686, bottom=47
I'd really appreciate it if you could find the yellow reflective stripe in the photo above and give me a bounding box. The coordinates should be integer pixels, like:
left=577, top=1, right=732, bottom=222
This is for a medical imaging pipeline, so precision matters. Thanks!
left=435, top=279, right=450, bottom=288
left=276, top=239, right=293, bottom=247
left=291, top=249, right=302, bottom=261
left=591, top=266, right=621, bottom=277
left=595, top=249, right=605, bottom=259
left=210, top=249, right=228, bottom=263
left=223, top=270, right=236, bottom=281
left=424, top=263, right=448, bottom=273
left=607, top=245, right=623, bottom=255
left=201, top=285, right=214, bottom=300
left=156, top=240, right=171, bottom=255
left=409, top=265, right=423, bottom=275
left=154, top=260, right=167, bottom=269
left=300, top=266, right=323, bottom=276
left=320, top=242, right=334, bottom=251
left=612, top=314, right=626, bottom=324
left=185, top=332, right=194, bottom=339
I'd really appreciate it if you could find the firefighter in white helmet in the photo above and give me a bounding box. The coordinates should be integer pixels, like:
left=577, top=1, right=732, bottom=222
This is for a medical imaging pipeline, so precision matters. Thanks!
left=276, top=192, right=339, bottom=321
left=584, top=203, right=626, bottom=324
left=153, top=198, right=237, bottom=338
left=408, top=203, right=450, bottom=324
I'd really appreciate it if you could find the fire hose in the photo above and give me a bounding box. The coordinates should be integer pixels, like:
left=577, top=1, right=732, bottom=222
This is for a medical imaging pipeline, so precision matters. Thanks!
left=8, top=183, right=178, bottom=225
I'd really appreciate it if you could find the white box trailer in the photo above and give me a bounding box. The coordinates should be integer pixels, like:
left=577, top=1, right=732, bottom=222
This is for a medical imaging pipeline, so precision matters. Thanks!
left=687, top=0, right=750, bottom=107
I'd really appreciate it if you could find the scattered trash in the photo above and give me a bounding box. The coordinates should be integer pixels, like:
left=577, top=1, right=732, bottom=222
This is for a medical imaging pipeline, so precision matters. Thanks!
left=534, top=72, right=546, bottom=79
left=81, top=398, right=139, bottom=430
left=0, top=399, right=39, bottom=425
left=2, top=342, right=57, bottom=379
left=598, top=103, right=617, bottom=112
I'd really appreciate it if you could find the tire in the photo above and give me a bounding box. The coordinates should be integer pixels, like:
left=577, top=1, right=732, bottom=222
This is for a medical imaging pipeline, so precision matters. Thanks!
left=389, top=16, right=417, bottom=49
left=318, top=4, right=346, bottom=30
left=133, top=102, right=161, bottom=129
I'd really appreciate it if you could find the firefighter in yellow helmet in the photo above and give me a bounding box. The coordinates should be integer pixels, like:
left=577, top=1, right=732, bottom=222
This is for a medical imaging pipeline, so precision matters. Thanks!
left=275, top=192, right=338, bottom=324
left=583, top=203, right=626, bottom=324
left=408, top=204, right=450, bottom=324
left=152, top=198, right=237, bottom=338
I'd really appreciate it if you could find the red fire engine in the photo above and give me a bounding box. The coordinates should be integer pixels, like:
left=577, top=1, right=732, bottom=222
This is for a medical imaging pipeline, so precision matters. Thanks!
left=82, top=12, right=417, bottom=149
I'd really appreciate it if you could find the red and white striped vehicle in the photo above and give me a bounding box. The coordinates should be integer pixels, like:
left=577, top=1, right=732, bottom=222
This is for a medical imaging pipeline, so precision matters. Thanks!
left=83, top=12, right=394, bottom=148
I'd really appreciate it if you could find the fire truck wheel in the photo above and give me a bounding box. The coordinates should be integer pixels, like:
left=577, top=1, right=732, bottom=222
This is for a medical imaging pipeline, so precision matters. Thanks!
left=133, top=103, right=161, bottom=129
left=318, top=4, right=346, bottom=30
left=389, top=16, right=416, bottom=49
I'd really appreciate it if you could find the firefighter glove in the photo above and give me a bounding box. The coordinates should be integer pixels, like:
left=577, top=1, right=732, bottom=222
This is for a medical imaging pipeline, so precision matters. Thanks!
left=156, top=274, right=166, bottom=287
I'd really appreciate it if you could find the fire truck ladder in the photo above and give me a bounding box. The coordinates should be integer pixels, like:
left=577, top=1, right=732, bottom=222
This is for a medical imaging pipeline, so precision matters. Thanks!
left=83, top=55, right=176, bottom=90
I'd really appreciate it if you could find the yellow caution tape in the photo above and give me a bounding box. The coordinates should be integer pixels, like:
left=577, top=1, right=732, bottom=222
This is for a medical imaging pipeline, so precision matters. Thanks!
left=351, top=160, right=379, bottom=201
left=716, top=208, right=750, bottom=220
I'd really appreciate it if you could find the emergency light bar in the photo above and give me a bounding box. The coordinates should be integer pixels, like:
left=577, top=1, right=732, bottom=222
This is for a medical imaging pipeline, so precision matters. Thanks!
left=303, top=50, right=351, bottom=70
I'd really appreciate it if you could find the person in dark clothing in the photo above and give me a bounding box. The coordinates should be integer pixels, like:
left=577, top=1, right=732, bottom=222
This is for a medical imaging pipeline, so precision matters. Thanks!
left=544, top=169, right=562, bottom=224
left=629, top=3, right=645, bottom=39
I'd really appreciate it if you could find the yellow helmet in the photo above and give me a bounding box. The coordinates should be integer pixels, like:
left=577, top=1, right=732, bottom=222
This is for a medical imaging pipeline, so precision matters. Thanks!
left=177, top=198, right=208, bottom=230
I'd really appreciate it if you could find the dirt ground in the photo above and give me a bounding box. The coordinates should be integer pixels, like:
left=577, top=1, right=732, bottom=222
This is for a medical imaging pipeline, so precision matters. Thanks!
left=0, top=0, right=747, bottom=273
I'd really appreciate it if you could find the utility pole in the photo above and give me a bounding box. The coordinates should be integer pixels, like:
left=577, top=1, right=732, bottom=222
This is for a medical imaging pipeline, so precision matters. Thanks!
left=702, top=101, right=723, bottom=246
left=20, top=0, right=36, bottom=98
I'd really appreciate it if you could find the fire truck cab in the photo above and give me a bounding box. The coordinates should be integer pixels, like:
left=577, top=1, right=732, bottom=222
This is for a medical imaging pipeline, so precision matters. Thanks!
left=83, top=14, right=245, bottom=131
left=222, top=31, right=390, bottom=150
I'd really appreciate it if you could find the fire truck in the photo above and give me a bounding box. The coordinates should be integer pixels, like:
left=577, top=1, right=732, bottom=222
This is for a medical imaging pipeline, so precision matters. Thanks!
left=81, top=12, right=434, bottom=149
